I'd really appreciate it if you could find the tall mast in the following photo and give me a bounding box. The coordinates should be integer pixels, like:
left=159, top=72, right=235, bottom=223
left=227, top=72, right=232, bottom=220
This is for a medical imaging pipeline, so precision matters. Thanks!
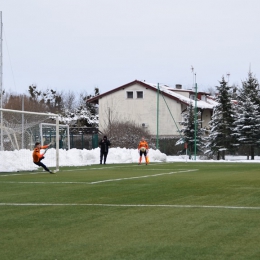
left=0, top=11, right=3, bottom=151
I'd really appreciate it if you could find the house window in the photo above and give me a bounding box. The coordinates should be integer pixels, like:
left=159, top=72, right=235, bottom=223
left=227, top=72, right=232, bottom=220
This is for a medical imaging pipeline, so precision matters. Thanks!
left=126, top=91, right=133, bottom=99
left=136, top=91, right=143, bottom=99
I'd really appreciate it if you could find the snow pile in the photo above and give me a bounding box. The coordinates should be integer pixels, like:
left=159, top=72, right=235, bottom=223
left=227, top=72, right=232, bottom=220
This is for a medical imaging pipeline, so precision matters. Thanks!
left=1, top=147, right=260, bottom=173
left=0, top=147, right=167, bottom=172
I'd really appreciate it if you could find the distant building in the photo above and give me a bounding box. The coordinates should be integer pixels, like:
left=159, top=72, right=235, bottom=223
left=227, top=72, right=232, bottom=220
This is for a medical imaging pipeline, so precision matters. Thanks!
left=87, top=80, right=217, bottom=137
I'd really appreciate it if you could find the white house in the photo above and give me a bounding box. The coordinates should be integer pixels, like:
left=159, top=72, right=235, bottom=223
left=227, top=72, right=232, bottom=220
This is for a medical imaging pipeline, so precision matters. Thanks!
left=87, top=80, right=217, bottom=137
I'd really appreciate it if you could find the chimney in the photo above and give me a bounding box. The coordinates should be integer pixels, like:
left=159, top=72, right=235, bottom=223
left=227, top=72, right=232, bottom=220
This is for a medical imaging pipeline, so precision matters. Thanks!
left=175, top=84, right=182, bottom=89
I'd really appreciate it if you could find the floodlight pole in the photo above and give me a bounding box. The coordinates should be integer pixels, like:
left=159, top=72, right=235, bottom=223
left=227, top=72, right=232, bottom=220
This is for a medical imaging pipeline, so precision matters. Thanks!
left=0, top=12, right=3, bottom=151
left=156, top=83, right=159, bottom=149
left=22, top=95, right=24, bottom=149
left=194, top=74, right=198, bottom=161
left=56, top=116, right=59, bottom=172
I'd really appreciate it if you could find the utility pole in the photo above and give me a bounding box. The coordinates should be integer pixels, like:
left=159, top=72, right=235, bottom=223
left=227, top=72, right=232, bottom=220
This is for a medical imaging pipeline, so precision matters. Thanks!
left=226, top=72, right=230, bottom=83
left=0, top=11, right=3, bottom=151
left=22, top=95, right=24, bottom=149
left=156, top=83, right=159, bottom=149
left=194, top=74, right=197, bottom=161
left=191, top=66, right=197, bottom=160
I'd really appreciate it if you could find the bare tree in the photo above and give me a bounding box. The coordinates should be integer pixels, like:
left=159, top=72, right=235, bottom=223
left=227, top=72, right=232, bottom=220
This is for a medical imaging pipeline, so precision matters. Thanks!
left=207, top=86, right=216, bottom=96
left=101, top=120, right=154, bottom=149
left=63, top=90, right=76, bottom=111
left=4, top=93, right=48, bottom=112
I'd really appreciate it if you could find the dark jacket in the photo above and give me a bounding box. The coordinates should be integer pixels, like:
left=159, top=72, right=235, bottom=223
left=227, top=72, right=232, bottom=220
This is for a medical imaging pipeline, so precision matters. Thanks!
left=99, top=139, right=111, bottom=153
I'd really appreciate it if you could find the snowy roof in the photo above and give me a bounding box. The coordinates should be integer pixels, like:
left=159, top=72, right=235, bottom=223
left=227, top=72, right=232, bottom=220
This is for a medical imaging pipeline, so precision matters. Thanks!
left=87, top=80, right=218, bottom=109
left=144, top=82, right=218, bottom=109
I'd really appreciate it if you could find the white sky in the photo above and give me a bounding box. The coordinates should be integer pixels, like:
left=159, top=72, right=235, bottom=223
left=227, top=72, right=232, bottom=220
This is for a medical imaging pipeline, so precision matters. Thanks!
left=1, top=0, right=260, bottom=95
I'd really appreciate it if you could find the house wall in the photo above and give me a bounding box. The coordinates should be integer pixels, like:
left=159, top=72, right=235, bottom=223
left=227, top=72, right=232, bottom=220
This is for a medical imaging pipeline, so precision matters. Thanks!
left=173, top=90, right=190, bottom=98
left=201, top=109, right=211, bottom=128
left=98, top=83, right=183, bottom=137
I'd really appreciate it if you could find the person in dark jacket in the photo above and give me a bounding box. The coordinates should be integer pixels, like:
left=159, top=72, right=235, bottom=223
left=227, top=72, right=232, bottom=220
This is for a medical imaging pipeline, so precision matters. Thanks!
left=99, top=135, right=111, bottom=164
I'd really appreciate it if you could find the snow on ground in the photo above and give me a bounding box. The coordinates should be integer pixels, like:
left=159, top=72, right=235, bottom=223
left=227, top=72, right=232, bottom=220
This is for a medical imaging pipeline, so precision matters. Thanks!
left=0, top=147, right=260, bottom=172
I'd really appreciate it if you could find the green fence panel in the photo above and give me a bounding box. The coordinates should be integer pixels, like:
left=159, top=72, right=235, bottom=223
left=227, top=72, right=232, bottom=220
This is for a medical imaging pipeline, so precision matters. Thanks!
left=92, top=134, right=99, bottom=149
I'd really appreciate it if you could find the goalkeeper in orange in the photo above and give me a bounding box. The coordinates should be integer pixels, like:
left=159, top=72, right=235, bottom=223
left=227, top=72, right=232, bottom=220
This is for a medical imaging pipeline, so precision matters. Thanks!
left=138, top=137, right=149, bottom=165
left=32, top=142, right=54, bottom=174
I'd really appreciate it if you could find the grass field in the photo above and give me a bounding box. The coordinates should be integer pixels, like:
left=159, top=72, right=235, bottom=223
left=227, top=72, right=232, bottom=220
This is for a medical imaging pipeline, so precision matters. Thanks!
left=1, top=162, right=260, bottom=260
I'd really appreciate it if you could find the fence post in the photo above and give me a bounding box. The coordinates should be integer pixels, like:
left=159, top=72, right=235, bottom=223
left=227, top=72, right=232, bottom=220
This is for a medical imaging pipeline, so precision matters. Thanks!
left=92, top=134, right=99, bottom=149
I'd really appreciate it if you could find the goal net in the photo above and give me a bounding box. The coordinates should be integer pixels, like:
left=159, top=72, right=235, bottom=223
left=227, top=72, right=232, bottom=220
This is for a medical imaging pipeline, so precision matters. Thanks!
left=40, top=123, right=70, bottom=150
left=0, top=108, right=60, bottom=173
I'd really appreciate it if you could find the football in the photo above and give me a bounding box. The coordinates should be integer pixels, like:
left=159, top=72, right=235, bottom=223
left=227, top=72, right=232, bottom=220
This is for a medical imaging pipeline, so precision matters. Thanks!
left=140, top=147, right=146, bottom=152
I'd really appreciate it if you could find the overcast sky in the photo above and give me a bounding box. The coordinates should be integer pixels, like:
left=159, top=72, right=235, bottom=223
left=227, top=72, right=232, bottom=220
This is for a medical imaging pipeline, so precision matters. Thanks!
left=1, top=0, right=260, bottom=95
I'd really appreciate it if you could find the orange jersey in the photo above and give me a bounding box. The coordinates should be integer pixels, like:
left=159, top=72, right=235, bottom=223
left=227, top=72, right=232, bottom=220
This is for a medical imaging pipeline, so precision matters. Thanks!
left=138, top=140, right=149, bottom=150
left=32, top=145, right=48, bottom=163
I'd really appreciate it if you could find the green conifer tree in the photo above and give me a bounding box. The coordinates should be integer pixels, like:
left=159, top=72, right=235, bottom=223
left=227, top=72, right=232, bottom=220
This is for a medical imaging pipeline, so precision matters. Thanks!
left=206, top=77, right=236, bottom=160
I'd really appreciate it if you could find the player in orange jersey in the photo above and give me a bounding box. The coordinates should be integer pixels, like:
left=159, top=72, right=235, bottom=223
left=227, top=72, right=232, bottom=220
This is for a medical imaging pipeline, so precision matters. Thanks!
left=137, top=137, right=149, bottom=165
left=32, top=142, right=54, bottom=173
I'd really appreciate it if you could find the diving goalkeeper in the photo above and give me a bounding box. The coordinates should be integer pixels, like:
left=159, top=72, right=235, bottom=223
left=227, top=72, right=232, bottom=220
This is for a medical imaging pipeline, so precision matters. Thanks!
left=32, top=142, right=54, bottom=174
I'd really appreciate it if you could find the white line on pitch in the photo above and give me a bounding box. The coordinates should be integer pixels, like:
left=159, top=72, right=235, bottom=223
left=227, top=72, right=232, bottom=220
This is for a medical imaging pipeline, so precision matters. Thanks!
left=0, top=203, right=259, bottom=210
left=89, top=169, right=198, bottom=184
left=0, top=171, right=49, bottom=177
left=0, top=169, right=198, bottom=184
left=0, top=163, right=173, bottom=176
left=0, top=181, right=86, bottom=184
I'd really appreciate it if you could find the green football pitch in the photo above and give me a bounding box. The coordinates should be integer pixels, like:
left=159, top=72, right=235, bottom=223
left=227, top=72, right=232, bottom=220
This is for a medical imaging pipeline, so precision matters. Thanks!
left=1, top=162, right=260, bottom=260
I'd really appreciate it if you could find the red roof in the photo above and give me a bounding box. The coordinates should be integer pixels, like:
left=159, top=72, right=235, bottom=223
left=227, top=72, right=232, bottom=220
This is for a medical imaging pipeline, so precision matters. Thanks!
left=87, top=80, right=203, bottom=105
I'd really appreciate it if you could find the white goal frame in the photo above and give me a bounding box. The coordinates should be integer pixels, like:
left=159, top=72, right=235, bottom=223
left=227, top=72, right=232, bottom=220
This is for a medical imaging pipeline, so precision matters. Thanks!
left=0, top=108, right=60, bottom=172
left=40, top=123, right=70, bottom=149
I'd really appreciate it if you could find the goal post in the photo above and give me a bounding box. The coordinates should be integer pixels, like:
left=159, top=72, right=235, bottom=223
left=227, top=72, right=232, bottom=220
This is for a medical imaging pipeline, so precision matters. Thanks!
left=39, top=123, right=70, bottom=150
left=0, top=108, right=60, bottom=172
